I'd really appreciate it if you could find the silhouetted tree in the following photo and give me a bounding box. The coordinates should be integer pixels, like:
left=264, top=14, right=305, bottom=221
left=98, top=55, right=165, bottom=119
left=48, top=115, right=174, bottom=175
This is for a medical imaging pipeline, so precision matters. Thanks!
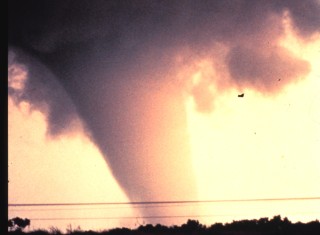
left=7, top=216, right=320, bottom=235
left=8, top=219, right=14, bottom=231
left=8, top=217, right=30, bottom=231
left=180, top=219, right=205, bottom=233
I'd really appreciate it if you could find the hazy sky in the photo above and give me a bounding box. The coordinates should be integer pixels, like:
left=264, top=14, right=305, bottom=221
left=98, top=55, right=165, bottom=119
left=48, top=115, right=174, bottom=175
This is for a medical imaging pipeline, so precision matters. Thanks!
left=8, top=0, right=320, bottom=231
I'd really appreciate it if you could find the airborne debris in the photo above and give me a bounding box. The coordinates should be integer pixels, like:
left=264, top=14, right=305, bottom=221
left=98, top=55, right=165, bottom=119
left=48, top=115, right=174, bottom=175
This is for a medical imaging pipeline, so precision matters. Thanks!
left=238, top=93, right=244, bottom=98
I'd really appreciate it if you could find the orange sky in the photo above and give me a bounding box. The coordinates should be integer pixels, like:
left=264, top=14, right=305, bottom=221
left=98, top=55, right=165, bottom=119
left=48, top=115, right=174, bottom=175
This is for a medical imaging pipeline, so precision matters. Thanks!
left=8, top=23, right=320, bottom=232
left=184, top=29, right=320, bottom=224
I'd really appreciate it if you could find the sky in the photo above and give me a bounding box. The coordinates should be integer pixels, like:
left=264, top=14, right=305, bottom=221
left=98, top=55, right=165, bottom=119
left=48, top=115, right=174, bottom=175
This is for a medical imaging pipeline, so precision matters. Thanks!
left=8, top=0, right=320, bottom=232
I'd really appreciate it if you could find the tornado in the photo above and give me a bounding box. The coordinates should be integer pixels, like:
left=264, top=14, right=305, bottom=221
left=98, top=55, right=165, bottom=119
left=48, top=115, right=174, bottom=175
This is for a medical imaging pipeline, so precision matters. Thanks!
left=8, top=0, right=319, bottom=218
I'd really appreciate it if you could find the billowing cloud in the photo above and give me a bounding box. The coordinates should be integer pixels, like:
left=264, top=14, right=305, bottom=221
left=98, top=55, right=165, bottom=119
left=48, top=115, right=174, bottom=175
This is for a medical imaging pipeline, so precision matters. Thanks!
left=8, top=50, right=80, bottom=137
left=8, top=0, right=319, bottom=218
left=227, top=45, right=310, bottom=93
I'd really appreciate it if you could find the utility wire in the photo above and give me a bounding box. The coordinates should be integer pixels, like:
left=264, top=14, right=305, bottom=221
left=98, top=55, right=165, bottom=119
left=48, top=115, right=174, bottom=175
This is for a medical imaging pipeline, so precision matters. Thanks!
left=26, top=211, right=320, bottom=221
left=29, top=215, right=217, bottom=221
left=8, top=197, right=320, bottom=207
left=9, top=203, right=196, bottom=212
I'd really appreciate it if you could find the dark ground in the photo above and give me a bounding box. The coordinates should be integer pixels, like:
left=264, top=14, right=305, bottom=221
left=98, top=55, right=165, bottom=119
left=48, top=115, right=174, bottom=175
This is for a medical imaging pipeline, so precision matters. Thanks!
left=8, top=215, right=320, bottom=235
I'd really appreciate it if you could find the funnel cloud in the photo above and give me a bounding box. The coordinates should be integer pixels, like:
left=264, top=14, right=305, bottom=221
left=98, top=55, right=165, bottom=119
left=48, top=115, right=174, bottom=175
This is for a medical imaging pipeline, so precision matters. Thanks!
left=8, top=0, right=319, bottom=217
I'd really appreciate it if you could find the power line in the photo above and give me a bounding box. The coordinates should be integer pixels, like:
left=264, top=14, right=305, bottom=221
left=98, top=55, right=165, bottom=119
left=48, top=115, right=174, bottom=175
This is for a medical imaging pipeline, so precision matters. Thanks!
left=25, top=211, right=320, bottom=221
left=29, top=215, right=216, bottom=221
left=8, top=197, right=320, bottom=207
left=9, top=203, right=195, bottom=212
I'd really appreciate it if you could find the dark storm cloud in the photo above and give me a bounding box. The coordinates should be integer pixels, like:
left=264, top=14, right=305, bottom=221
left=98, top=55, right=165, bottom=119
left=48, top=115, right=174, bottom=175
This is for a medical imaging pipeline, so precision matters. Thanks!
left=227, top=45, right=310, bottom=93
left=8, top=49, right=79, bottom=136
left=8, top=0, right=319, bottom=217
left=273, top=0, right=320, bottom=37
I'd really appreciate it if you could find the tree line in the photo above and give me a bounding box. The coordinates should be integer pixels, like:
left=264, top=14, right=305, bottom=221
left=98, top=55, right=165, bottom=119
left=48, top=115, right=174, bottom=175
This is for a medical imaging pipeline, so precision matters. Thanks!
left=8, top=215, right=320, bottom=235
